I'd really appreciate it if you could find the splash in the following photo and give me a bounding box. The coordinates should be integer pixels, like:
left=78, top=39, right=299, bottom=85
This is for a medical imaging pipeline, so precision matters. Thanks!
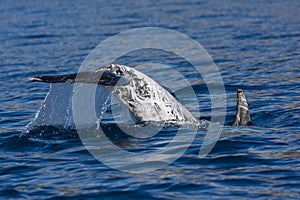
left=23, top=83, right=113, bottom=137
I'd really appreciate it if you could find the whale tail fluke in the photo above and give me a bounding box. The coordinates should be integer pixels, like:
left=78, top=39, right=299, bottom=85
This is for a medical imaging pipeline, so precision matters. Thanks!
left=232, top=88, right=251, bottom=126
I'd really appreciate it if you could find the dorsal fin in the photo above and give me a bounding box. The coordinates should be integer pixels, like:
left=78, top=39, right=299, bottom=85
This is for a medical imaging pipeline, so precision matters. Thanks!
left=232, top=88, right=251, bottom=126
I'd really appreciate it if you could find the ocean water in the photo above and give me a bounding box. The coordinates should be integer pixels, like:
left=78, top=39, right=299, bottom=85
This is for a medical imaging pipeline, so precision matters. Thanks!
left=0, top=0, right=300, bottom=199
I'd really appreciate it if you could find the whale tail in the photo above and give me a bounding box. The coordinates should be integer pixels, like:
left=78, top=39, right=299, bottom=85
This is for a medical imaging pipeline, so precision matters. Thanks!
left=232, top=88, right=251, bottom=126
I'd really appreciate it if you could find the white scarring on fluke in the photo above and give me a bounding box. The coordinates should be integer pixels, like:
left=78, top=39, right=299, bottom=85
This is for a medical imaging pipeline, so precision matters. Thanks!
left=96, top=64, right=199, bottom=124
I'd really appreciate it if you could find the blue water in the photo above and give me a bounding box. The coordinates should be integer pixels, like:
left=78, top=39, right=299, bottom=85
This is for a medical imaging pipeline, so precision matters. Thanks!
left=1, top=0, right=300, bottom=199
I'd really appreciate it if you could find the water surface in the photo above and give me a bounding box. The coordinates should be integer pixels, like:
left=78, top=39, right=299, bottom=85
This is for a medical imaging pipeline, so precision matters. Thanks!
left=0, top=1, right=299, bottom=199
